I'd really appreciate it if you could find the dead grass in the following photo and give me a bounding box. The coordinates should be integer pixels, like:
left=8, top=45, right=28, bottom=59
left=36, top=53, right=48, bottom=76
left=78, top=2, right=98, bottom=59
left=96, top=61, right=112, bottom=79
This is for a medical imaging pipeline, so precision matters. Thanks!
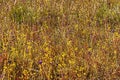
left=0, top=0, right=120, bottom=80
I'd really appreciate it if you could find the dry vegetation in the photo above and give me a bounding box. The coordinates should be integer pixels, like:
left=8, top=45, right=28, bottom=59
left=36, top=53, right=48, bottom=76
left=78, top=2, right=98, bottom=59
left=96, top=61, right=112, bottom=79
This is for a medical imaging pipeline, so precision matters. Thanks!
left=0, top=0, right=120, bottom=80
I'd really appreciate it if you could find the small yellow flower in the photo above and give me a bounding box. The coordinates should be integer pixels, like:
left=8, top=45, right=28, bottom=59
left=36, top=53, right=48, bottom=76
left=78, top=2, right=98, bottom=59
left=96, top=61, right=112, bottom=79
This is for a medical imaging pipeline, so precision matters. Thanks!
left=28, top=45, right=32, bottom=49
left=88, top=48, right=92, bottom=52
left=58, top=64, right=62, bottom=68
left=62, top=52, right=66, bottom=57
left=10, top=63, right=16, bottom=67
left=75, top=47, right=78, bottom=51
left=77, top=73, right=81, bottom=77
left=75, top=24, right=78, bottom=31
left=114, top=32, right=119, bottom=37
left=69, top=60, right=75, bottom=65
left=9, top=68, right=13, bottom=72
left=67, top=40, right=72, bottom=46
left=45, top=47, right=49, bottom=51
left=23, top=70, right=28, bottom=75
left=3, top=66, right=7, bottom=69
left=79, top=67, right=84, bottom=71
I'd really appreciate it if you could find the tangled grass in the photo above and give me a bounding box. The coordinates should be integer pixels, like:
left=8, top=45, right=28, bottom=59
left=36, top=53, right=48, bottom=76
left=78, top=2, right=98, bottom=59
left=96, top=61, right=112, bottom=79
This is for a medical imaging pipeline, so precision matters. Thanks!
left=0, top=0, right=120, bottom=80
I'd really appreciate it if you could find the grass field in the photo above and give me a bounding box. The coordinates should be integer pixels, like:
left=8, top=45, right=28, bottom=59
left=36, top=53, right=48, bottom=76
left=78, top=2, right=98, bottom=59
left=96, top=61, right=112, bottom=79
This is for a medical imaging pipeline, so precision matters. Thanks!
left=0, top=0, right=120, bottom=80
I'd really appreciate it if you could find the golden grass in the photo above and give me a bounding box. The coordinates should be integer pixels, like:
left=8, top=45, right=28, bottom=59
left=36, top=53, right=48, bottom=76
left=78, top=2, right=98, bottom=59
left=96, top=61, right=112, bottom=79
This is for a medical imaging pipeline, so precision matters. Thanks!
left=0, top=0, right=120, bottom=80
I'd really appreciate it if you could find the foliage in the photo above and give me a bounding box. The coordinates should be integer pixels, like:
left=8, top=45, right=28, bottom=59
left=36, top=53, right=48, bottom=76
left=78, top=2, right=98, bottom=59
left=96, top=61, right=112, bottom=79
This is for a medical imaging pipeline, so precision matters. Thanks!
left=0, top=0, right=120, bottom=80
left=9, top=2, right=39, bottom=26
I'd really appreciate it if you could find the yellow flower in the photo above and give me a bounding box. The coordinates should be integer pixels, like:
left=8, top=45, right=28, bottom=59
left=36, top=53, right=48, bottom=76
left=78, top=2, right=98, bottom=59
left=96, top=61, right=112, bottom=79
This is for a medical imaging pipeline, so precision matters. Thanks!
left=77, top=73, right=81, bottom=77
left=45, top=47, right=49, bottom=51
left=114, top=32, right=119, bottom=37
left=28, top=45, right=32, bottom=49
left=75, top=24, right=78, bottom=31
left=45, top=54, right=49, bottom=57
left=79, top=67, right=84, bottom=71
left=75, top=47, right=78, bottom=51
left=23, top=70, right=28, bottom=75
left=67, top=40, right=72, bottom=46
left=62, top=52, right=66, bottom=57
left=58, top=64, right=62, bottom=68
left=88, top=48, right=92, bottom=52
left=10, top=63, right=16, bottom=67
left=69, top=60, right=75, bottom=65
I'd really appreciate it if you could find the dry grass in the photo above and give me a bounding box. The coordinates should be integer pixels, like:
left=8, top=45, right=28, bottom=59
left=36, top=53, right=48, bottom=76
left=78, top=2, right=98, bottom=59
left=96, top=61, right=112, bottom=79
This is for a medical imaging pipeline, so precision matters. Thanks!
left=0, top=0, right=120, bottom=80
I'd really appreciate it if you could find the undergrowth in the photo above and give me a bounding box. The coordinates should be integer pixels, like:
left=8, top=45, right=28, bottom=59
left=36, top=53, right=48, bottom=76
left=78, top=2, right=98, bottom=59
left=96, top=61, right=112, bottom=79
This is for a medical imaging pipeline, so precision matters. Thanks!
left=0, top=0, right=120, bottom=80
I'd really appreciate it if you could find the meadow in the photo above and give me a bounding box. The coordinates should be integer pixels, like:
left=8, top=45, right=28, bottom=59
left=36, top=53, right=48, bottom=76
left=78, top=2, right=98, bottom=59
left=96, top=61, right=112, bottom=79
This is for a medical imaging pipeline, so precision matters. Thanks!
left=0, top=0, right=120, bottom=80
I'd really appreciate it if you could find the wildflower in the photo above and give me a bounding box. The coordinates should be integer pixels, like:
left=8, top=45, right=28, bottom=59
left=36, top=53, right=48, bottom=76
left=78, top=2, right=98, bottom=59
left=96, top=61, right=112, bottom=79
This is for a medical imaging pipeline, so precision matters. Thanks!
left=23, top=70, right=28, bottom=75
left=69, top=60, right=75, bottom=65
left=75, top=47, right=78, bottom=51
left=88, top=48, right=92, bottom=52
left=38, top=60, right=42, bottom=64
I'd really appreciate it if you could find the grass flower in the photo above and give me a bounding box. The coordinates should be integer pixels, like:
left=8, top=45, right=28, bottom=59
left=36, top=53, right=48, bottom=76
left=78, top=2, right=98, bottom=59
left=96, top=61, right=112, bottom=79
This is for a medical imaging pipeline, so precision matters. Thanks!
left=38, top=60, right=42, bottom=65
